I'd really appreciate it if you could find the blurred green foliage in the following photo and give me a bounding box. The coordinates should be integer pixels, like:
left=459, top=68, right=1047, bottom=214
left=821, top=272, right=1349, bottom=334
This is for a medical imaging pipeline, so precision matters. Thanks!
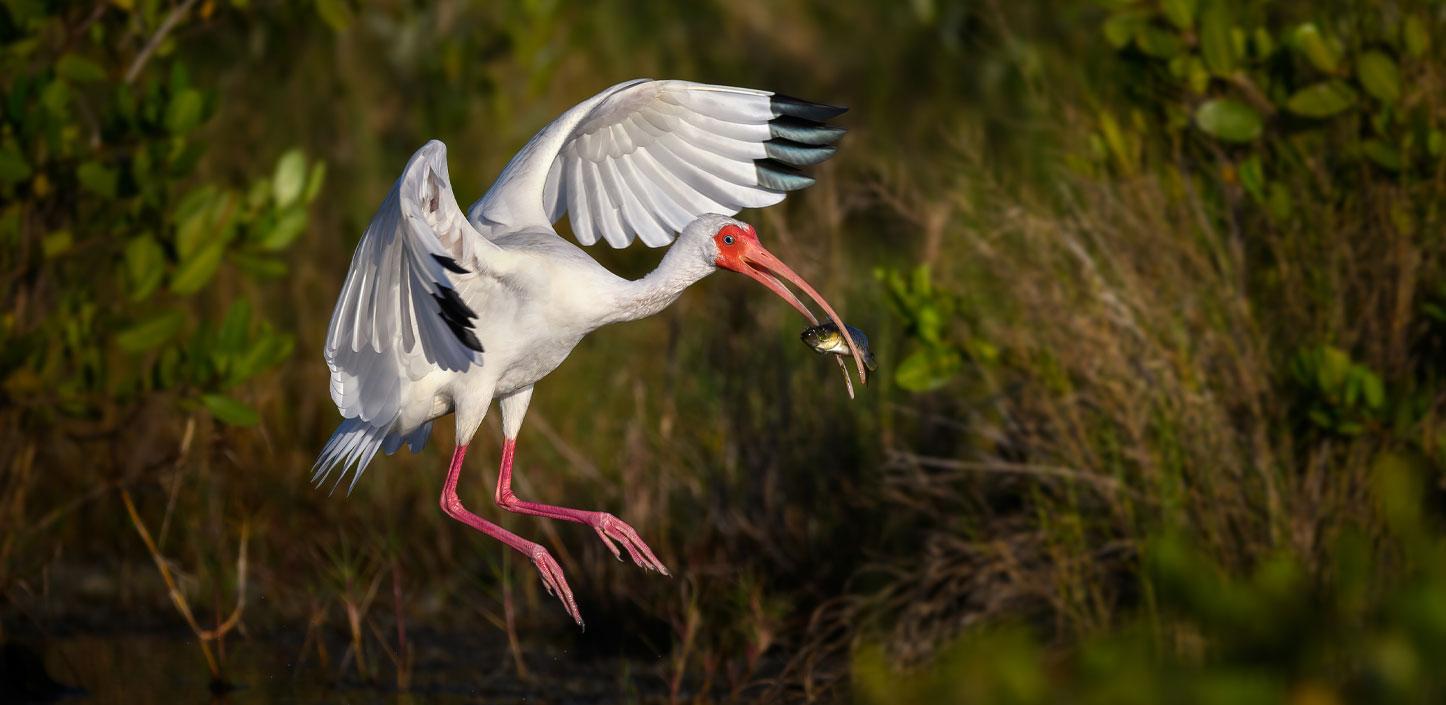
left=856, top=455, right=1446, bottom=705
left=0, top=1, right=323, bottom=425
left=1290, top=345, right=1386, bottom=437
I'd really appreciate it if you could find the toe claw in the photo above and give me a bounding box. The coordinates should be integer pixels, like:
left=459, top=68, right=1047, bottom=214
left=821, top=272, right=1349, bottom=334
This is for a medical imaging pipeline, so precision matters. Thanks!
left=592, top=513, right=668, bottom=576
left=530, top=547, right=584, bottom=625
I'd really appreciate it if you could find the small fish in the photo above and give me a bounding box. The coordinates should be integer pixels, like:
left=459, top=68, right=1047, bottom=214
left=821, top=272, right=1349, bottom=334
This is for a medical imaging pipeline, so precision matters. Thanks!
left=801, top=323, right=878, bottom=371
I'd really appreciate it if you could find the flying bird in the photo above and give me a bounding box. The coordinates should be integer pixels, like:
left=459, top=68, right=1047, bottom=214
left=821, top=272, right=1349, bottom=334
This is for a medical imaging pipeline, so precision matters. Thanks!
left=312, top=79, right=866, bottom=626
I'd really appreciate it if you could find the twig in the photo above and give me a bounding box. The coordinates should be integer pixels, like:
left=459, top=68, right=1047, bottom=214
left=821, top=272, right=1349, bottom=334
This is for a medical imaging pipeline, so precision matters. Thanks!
left=198, top=520, right=247, bottom=640
left=340, top=569, right=385, bottom=683
left=887, top=450, right=1157, bottom=503
left=120, top=489, right=220, bottom=679
left=123, top=0, right=199, bottom=84
left=157, top=416, right=196, bottom=549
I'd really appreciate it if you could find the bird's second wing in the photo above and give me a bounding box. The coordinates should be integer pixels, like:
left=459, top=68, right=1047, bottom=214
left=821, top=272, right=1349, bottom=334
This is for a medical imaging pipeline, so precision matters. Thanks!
left=325, top=140, right=501, bottom=424
left=468, top=79, right=847, bottom=248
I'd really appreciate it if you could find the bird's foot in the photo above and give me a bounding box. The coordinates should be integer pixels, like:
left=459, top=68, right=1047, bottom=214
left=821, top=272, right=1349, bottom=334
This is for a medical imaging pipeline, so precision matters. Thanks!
left=590, top=513, right=670, bottom=576
left=529, top=545, right=583, bottom=628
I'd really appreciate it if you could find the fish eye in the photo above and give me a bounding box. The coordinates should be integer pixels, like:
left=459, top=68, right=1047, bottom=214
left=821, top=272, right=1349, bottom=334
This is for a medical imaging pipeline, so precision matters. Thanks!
left=722, top=234, right=734, bottom=245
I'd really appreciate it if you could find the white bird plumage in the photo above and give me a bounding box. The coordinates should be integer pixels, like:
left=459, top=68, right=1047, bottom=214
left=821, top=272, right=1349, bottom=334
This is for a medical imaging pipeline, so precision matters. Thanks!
left=312, top=78, right=862, bottom=625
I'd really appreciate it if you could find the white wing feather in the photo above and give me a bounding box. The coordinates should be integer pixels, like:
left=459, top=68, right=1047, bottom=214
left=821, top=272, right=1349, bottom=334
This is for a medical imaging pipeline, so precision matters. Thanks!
left=324, top=140, right=501, bottom=426
left=468, top=79, right=845, bottom=248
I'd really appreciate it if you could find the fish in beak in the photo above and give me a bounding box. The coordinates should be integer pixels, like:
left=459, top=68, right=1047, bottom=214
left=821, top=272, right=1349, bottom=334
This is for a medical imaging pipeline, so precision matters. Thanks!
left=713, top=223, right=869, bottom=388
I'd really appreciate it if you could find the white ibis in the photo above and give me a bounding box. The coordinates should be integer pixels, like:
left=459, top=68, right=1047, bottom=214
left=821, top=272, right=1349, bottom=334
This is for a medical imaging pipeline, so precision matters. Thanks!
left=311, top=79, right=867, bottom=626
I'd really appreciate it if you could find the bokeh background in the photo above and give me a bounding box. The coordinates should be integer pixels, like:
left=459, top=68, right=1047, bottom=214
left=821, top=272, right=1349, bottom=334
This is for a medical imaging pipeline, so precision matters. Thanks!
left=3, top=1, right=1446, bottom=703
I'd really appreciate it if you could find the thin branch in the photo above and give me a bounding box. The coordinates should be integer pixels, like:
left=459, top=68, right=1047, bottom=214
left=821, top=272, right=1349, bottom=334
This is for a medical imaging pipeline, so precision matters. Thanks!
left=887, top=450, right=1156, bottom=503
left=123, top=0, right=199, bottom=84
left=197, top=520, right=248, bottom=641
left=120, top=489, right=220, bottom=679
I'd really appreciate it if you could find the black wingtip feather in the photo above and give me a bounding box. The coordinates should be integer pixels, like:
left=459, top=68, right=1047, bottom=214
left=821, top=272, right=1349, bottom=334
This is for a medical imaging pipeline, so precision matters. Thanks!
left=432, top=288, right=484, bottom=353
left=763, top=138, right=838, bottom=167
left=432, top=254, right=469, bottom=274
left=755, top=159, right=817, bottom=192
left=433, top=286, right=477, bottom=322
left=771, top=94, right=848, bottom=121
left=768, top=116, right=847, bottom=145
left=444, top=318, right=485, bottom=353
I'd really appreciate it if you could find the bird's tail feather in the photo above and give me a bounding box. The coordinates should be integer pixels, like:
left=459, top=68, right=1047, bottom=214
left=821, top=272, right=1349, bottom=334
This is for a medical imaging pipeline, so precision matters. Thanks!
left=311, top=418, right=389, bottom=495
left=381, top=420, right=432, bottom=456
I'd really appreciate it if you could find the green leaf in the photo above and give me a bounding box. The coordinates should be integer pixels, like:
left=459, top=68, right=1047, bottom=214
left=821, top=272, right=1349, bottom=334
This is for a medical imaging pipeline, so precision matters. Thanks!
left=1293, top=23, right=1340, bottom=73
left=202, top=394, right=260, bottom=426
left=246, top=178, right=271, bottom=210
left=1161, top=0, right=1195, bottom=31
left=41, top=80, right=70, bottom=115
left=1402, top=15, right=1429, bottom=58
left=174, top=186, right=218, bottom=259
left=1285, top=81, right=1356, bottom=118
left=170, top=240, right=226, bottom=294
left=1317, top=346, right=1351, bottom=392
left=56, top=53, right=105, bottom=82
left=1194, top=99, right=1262, bottom=142
left=1251, top=27, right=1274, bottom=59
left=1185, top=56, right=1210, bottom=94
left=1135, top=26, right=1184, bottom=58
left=231, top=252, right=288, bottom=278
left=256, top=207, right=308, bottom=251
left=303, top=161, right=327, bottom=203
left=1356, top=51, right=1400, bottom=104
left=1238, top=155, right=1265, bottom=201
left=1360, top=370, right=1385, bottom=410
left=216, top=298, right=252, bottom=354
left=1103, top=11, right=1144, bottom=49
left=125, top=235, right=167, bottom=301
left=1266, top=182, right=1292, bottom=220
left=1362, top=139, right=1403, bottom=171
left=174, top=188, right=238, bottom=260
left=272, top=149, right=307, bottom=207
left=233, top=330, right=294, bottom=384
left=116, top=309, right=185, bottom=352
left=895, top=347, right=963, bottom=392
left=0, top=147, right=32, bottom=184
left=165, top=88, right=205, bottom=134
left=1199, top=1, right=1235, bottom=75
left=315, top=0, right=354, bottom=31
left=76, top=161, right=118, bottom=198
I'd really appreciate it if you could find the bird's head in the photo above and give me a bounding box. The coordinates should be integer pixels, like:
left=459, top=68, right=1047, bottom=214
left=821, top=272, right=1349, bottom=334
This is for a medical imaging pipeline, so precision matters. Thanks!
left=679, top=214, right=869, bottom=383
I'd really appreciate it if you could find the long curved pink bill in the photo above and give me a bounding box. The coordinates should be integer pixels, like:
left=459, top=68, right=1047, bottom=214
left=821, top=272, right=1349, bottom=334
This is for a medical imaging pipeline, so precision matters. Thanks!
left=739, top=247, right=868, bottom=386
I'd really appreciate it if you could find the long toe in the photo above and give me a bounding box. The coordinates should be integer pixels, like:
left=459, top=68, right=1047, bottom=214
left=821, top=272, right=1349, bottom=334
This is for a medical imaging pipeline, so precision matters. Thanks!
left=530, top=547, right=584, bottom=628
left=595, top=514, right=671, bottom=576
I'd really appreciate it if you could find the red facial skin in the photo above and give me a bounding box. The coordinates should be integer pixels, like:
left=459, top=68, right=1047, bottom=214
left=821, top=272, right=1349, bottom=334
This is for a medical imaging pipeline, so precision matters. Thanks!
left=713, top=223, right=868, bottom=383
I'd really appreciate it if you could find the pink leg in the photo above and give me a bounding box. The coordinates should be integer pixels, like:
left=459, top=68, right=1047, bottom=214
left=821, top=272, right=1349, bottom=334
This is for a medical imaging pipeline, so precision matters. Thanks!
left=439, top=444, right=583, bottom=627
left=494, top=438, right=670, bottom=575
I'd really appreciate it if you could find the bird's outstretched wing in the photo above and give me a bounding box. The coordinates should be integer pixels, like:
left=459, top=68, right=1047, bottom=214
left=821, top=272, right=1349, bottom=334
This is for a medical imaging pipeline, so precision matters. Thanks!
left=468, top=79, right=846, bottom=248
left=325, top=140, right=502, bottom=425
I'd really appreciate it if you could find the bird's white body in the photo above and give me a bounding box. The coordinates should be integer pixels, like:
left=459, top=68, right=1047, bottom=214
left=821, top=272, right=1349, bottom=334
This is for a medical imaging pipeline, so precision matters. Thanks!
left=393, top=228, right=706, bottom=439
left=311, top=78, right=859, bottom=623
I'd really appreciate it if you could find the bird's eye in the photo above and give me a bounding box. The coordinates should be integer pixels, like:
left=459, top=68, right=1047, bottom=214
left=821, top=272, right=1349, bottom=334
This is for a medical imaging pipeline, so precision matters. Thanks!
left=722, top=235, right=735, bottom=245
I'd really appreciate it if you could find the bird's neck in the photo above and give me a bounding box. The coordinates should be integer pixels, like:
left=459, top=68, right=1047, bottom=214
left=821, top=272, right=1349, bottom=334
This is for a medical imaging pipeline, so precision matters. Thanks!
left=611, top=245, right=715, bottom=324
